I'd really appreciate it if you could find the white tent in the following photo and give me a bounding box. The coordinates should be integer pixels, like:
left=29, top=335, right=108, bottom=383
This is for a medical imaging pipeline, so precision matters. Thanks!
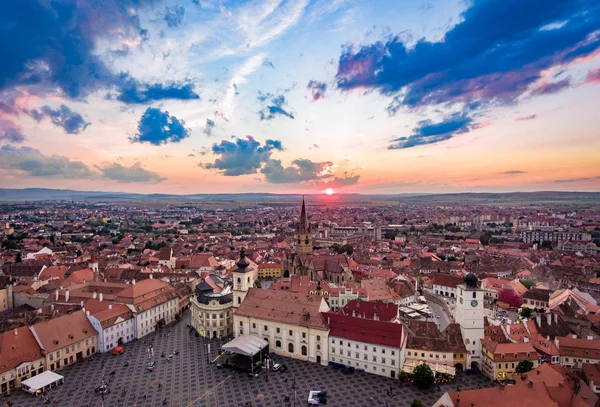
left=222, top=335, right=267, bottom=357
left=21, top=371, right=64, bottom=394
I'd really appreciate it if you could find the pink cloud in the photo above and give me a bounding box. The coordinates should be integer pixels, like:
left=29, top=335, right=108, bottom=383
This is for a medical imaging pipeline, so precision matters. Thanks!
left=585, top=68, right=600, bottom=84
left=515, top=114, right=537, bottom=121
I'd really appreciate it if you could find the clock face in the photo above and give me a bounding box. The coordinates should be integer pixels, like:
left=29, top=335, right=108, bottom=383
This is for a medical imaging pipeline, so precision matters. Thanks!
left=471, top=300, right=478, bottom=308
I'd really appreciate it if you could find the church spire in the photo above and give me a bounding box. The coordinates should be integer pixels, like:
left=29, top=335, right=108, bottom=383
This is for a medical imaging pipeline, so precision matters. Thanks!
left=298, top=196, right=309, bottom=233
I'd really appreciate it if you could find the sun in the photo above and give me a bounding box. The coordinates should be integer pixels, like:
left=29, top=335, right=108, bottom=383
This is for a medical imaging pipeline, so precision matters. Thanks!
left=325, top=188, right=335, bottom=195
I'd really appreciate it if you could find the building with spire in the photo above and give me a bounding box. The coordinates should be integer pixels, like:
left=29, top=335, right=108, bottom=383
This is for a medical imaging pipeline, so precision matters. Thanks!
left=454, top=272, right=485, bottom=369
left=232, top=249, right=255, bottom=309
left=295, top=197, right=313, bottom=254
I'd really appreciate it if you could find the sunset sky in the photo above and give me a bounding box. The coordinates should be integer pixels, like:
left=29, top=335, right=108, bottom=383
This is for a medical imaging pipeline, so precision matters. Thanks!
left=1, top=0, right=599, bottom=194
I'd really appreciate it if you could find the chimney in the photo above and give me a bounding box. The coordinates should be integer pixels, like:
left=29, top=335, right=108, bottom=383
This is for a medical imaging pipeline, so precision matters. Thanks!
left=65, top=290, right=70, bottom=302
left=80, top=301, right=84, bottom=307
left=352, top=310, right=356, bottom=317
left=536, top=314, right=541, bottom=327
left=524, top=337, right=529, bottom=343
left=51, top=304, right=54, bottom=312
left=82, top=307, right=85, bottom=313
left=528, top=380, right=533, bottom=389
left=554, top=313, right=558, bottom=324
left=93, top=291, right=98, bottom=299
left=572, top=334, right=577, bottom=339
left=109, top=304, right=112, bottom=310
left=554, top=338, right=560, bottom=349
left=132, top=279, right=136, bottom=285
left=86, top=310, right=90, bottom=316
left=546, top=313, right=551, bottom=326
left=99, top=293, right=103, bottom=302
left=150, top=274, right=153, bottom=280
left=14, top=328, right=18, bottom=336
left=374, top=313, right=378, bottom=321
left=327, top=316, right=330, bottom=325
left=507, top=324, right=511, bottom=335
left=587, top=336, right=593, bottom=340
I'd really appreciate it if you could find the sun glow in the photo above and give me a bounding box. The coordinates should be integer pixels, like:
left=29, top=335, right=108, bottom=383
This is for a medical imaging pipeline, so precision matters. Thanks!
left=325, top=188, right=335, bottom=195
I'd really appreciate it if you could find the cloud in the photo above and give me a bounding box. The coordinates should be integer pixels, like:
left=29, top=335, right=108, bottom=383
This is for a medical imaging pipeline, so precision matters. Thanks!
left=515, top=114, right=537, bottom=121
left=0, top=118, right=25, bottom=143
left=335, top=0, right=600, bottom=109
left=306, top=80, right=327, bottom=101
left=500, top=170, right=526, bottom=175
left=115, top=75, right=200, bottom=104
left=26, top=104, right=91, bottom=134
left=553, top=176, right=600, bottom=183
left=261, top=158, right=334, bottom=184
left=131, top=108, right=191, bottom=146
left=203, top=136, right=284, bottom=176
left=0, top=0, right=149, bottom=99
left=586, top=68, right=600, bottom=83
left=257, top=92, right=295, bottom=120
left=389, top=112, right=475, bottom=149
left=95, top=162, right=165, bottom=183
left=203, top=119, right=216, bottom=136
left=530, top=78, right=571, bottom=96
left=164, top=6, right=185, bottom=28
left=0, top=145, right=93, bottom=178
left=317, top=174, right=361, bottom=188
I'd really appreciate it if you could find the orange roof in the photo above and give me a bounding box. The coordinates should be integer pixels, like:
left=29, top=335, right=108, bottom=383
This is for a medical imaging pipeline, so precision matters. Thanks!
left=441, top=381, right=559, bottom=407
left=64, top=268, right=95, bottom=285
left=31, top=310, right=96, bottom=353
left=0, top=327, right=43, bottom=374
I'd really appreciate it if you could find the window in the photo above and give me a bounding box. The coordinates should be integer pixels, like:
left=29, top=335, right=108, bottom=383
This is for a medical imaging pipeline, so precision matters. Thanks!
left=391, top=360, right=395, bottom=366
left=276, top=340, right=281, bottom=348
left=364, top=354, right=368, bottom=360
left=252, top=323, right=256, bottom=329
left=421, top=353, right=425, bottom=358
left=373, top=356, right=377, bottom=362
left=498, top=363, right=501, bottom=369
left=407, top=351, right=411, bottom=356
left=473, top=292, right=476, bottom=299
left=331, top=339, right=335, bottom=344
left=332, top=348, right=335, bottom=354
left=316, top=335, right=320, bottom=341
left=289, top=330, right=293, bottom=336
left=277, top=328, right=281, bottom=334
left=288, top=343, right=294, bottom=353
left=347, top=351, right=351, bottom=356
left=264, top=325, right=268, bottom=331
left=237, top=297, right=241, bottom=304
left=317, top=344, right=320, bottom=351
left=302, top=346, right=308, bottom=356
left=302, top=332, right=306, bottom=339
left=237, top=278, right=241, bottom=284
left=381, top=358, right=386, bottom=364
left=382, top=349, right=385, bottom=354
left=239, top=321, right=243, bottom=327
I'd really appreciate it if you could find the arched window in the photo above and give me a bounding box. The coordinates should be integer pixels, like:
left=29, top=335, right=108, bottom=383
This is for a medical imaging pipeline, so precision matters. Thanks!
left=276, top=340, right=281, bottom=348
left=237, top=277, right=241, bottom=284
left=473, top=292, right=477, bottom=299
left=317, top=344, right=321, bottom=351
left=237, top=297, right=241, bottom=304
left=301, top=346, right=307, bottom=356
left=247, top=277, right=250, bottom=283
left=288, top=343, right=294, bottom=353
left=239, top=329, right=243, bottom=335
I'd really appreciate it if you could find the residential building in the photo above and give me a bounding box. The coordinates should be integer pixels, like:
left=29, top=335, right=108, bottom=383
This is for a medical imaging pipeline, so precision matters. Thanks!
left=86, top=301, right=136, bottom=353
left=521, top=230, right=591, bottom=244
left=30, top=310, right=97, bottom=372
left=583, top=363, right=600, bottom=394
left=557, top=335, right=600, bottom=368
left=326, top=311, right=405, bottom=378
left=257, top=263, right=282, bottom=279
left=404, top=321, right=466, bottom=373
left=480, top=339, right=539, bottom=380
left=234, top=288, right=330, bottom=365
left=522, top=288, right=551, bottom=309
left=113, top=279, right=178, bottom=339
left=0, top=327, right=45, bottom=395
left=431, top=274, right=464, bottom=299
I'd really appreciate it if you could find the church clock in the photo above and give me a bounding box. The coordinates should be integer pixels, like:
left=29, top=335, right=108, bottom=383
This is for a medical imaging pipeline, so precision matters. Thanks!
left=471, top=300, right=478, bottom=307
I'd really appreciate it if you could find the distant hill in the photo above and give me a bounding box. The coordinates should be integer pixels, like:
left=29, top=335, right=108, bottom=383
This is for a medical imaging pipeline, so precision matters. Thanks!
left=0, top=188, right=598, bottom=205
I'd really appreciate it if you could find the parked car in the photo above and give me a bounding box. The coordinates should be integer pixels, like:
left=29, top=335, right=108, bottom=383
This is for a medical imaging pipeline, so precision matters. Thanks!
left=112, top=346, right=124, bottom=355
left=272, top=363, right=281, bottom=371
left=147, top=361, right=156, bottom=371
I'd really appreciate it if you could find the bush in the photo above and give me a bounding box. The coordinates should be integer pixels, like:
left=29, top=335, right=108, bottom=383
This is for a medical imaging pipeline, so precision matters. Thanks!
left=515, top=360, right=534, bottom=373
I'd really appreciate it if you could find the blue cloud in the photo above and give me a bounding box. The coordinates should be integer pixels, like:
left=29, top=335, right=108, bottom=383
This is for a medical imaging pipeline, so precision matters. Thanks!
left=203, top=136, right=284, bottom=176
left=27, top=104, right=91, bottom=134
left=261, top=159, right=334, bottom=183
left=0, top=145, right=93, bottom=178
left=164, top=6, right=185, bottom=28
left=116, top=75, right=200, bottom=104
left=0, top=119, right=25, bottom=143
left=0, top=0, right=147, bottom=99
left=336, top=0, right=600, bottom=110
left=131, top=108, right=191, bottom=146
left=203, top=119, right=216, bottom=136
left=389, top=112, right=475, bottom=149
left=530, top=78, right=571, bottom=96
left=262, top=58, right=275, bottom=69
left=95, top=162, right=165, bottom=183
left=257, top=92, right=295, bottom=121
left=306, top=80, right=327, bottom=101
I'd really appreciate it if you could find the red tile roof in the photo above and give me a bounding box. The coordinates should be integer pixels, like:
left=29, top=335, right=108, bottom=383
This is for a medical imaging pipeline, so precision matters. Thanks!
left=340, top=300, right=398, bottom=322
left=325, top=311, right=403, bottom=348
left=0, top=327, right=43, bottom=374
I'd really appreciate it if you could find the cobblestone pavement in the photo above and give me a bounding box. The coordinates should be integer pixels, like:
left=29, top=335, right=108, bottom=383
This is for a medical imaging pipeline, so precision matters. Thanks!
left=3, top=312, right=495, bottom=407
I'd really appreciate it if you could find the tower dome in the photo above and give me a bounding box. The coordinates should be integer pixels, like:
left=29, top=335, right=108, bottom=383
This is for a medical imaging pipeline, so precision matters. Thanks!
left=464, top=272, right=478, bottom=287
left=236, top=248, right=250, bottom=269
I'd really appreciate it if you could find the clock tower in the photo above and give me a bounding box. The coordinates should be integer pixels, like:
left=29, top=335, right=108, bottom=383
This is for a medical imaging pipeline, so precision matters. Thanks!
left=454, top=272, right=484, bottom=369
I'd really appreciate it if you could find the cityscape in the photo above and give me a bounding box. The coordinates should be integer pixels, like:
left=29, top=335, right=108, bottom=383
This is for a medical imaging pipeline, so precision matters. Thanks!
left=1, top=0, right=600, bottom=406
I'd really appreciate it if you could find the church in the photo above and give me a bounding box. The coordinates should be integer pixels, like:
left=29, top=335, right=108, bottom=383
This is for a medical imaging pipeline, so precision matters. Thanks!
left=281, top=198, right=355, bottom=284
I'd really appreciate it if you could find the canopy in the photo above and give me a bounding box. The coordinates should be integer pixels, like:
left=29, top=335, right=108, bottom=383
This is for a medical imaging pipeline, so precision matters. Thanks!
left=222, top=335, right=268, bottom=357
left=21, top=371, right=64, bottom=393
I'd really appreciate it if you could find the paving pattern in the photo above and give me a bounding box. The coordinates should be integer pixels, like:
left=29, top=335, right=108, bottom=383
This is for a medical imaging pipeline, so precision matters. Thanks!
left=3, top=312, right=494, bottom=407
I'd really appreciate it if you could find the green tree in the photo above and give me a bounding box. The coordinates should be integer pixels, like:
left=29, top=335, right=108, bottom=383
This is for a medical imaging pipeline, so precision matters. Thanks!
left=540, top=240, right=553, bottom=250
left=480, top=231, right=493, bottom=246
left=515, top=360, right=534, bottom=373
left=2, top=239, right=20, bottom=250
left=254, top=280, right=262, bottom=288
left=412, top=363, right=435, bottom=388
left=520, top=280, right=535, bottom=289
left=398, top=371, right=409, bottom=386
left=410, top=400, right=423, bottom=407
left=519, top=307, right=532, bottom=319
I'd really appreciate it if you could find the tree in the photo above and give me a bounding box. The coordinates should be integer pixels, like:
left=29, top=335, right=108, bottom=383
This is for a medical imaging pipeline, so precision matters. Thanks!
left=520, top=280, right=535, bottom=289
left=410, top=400, right=423, bottom=407
left=540, top=240, right=553, bottom=250
left=254, top=280, right=262, bottom=288
left=413, top=363, right=435, bottom=388
left=398, top=371, right=409, bottom=386
left=480, top=231, right=493, bottom=246
left=515, top=360, right=534, bottom=373
left=15, top=252, right=22, bottom=263
left=519, top=307, right=532, bottom=319
left=1, top=239, right=20, bottom=250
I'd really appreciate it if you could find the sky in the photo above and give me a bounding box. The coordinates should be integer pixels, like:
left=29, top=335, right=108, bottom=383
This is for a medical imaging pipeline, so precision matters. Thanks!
left=1, top=0, right=599, bottom=195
